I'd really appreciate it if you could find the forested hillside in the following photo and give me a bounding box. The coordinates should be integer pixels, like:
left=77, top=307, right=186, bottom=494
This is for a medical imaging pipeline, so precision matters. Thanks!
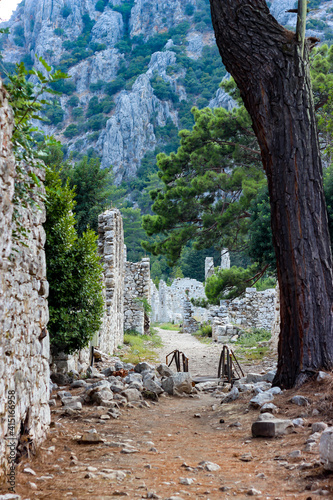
left=1, top=0, right=333, bottom=280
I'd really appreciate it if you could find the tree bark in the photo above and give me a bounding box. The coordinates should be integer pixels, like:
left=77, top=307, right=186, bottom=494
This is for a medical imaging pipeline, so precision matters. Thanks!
left=209, top=0, right=333, bottom=388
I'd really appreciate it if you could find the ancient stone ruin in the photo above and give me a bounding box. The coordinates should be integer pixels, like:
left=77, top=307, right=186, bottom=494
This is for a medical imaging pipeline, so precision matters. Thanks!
left=0, top=82, right=50, bottom=481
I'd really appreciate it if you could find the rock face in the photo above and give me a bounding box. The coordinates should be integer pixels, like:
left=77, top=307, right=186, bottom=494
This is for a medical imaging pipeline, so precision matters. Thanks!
left=0, top=80, right=50, bottom=481
left=1, top=0, right=332, bottom=184
left=129, top=0, right=196, bottom=39
left=98, top=51, right=178, bottom=183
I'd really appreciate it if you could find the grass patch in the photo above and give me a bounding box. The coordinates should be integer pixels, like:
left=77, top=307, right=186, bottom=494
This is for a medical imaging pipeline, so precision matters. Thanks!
left=117, top=329, right=162, bottom=364
left=192, top=330, right=212, bottom=344
left=191, top=322, right=213, bottom=344
left=234, top=328, right=271, bottom=361
left=158, top=322, right=181, bottom=331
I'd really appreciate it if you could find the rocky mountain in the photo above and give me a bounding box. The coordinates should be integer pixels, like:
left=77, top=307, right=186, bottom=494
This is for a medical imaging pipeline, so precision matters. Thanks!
left=1, top=0, right=333, bottom=184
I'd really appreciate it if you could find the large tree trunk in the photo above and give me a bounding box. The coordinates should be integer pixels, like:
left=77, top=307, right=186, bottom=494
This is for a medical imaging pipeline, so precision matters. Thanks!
left=209, top=0, right=333, bottom=388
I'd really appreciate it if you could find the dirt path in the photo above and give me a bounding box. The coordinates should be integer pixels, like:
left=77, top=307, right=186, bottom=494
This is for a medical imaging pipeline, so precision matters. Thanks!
left=4, top=330, right=333, bottom=500
left=156, top=327, right=222, bottom=377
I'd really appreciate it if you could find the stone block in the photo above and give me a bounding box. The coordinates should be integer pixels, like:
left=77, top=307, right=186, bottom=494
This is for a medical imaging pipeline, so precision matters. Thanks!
left=162, top=372, right=193, bottom=395
left=252, top=414, right=293, bottom=437
left=320, top=427, right=333, bottom=470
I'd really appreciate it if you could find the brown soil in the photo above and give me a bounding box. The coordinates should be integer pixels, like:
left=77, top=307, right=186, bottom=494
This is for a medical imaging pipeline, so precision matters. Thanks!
left=2, top=332, right=333, bottom=500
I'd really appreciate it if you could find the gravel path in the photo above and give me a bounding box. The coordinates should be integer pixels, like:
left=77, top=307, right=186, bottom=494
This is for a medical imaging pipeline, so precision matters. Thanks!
left=155, top=327, right=222, bottom=377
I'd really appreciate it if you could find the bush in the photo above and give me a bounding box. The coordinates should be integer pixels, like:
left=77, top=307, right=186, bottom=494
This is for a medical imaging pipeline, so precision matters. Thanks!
left=95, top=0, right=105, bottom=12
left=64, top=124, right=79, bottom=138
left=45, top=169, right=104, bottom=354
left=185, top=4, right=195, bottom=16
left=90, top=80, right=106, bottom=92
left=68, top=95, right=79, bottom=107
left=54, top=28, right=64, bottom=36
left=44, top=101, right=64, bottom=125
left=61, top=5, right=72, bottom=18
left=72, top=107, right=84, bottom=119
left=87, top=113, right=107, bottom=131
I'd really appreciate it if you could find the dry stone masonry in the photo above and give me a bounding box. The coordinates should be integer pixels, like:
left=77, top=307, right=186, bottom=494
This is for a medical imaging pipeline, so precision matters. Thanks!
left=0, top=81, right=50, bottom=482
left=124, top=258, right=151, bottom=335
left=98, top=209, right=125, bottom=353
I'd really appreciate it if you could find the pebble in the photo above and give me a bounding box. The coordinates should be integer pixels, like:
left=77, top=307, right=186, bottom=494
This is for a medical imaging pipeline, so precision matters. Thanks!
left=179, top=477, right=195, bottom=485
left=256, top=473, right=266, bottom=479
left=288, top=450, right=302, bottom=458
left=247, top=488, right=261, bottom=496
left=149, top=447, right=158, bottom=453
left=23, top=467, right=36, bottom=475
left=239, top=453, right=253, bottom=462
left=194, top=413, right=201, bottom=418
left=199, top=461, right=220, bottom=472
left=291, top=395, right=309, bottom=406
left=28, top=482, right=37, bottom=490
left=312, top=422, right=328, bottom=433
left=121, top=447, right=139, bottom=454
left=292, top=418, right=305, bottom=427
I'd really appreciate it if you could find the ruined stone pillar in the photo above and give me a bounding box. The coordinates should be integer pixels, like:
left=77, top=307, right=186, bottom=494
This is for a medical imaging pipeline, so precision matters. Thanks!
left=220, top=248, right=230, bottom=269
left=98, top=209, right=125, bottom=353
left=205, top=257, right=214, bottom=280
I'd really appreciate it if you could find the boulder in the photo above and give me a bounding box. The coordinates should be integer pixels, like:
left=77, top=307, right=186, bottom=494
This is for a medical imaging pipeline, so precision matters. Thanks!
left=245, top=373, right=264, bottom=384
left=290, top=395, right=309, bottom=406
left=249, top=392, right=274, bottom=408
left=156, top=363, right=174, bottom=377
left=121, top=388, right=143, bottom=402
left=162, top=373, right=193, bottom=395
left=124, top=373, right=143, bottom=384
left=320, top=427, right=333, bottom=470
left=252, top=413, right=294, bottom=437
left=260, top=403, right=278, bottom=414
left=143, top=377, right=163, bottom=395
left=91, top=389, right=114, bottom=404
left=223, top=387, right=239, bottom=403
left=135, top=362, right=155, bottom=373
left=312, top=422, right=328, bottom=433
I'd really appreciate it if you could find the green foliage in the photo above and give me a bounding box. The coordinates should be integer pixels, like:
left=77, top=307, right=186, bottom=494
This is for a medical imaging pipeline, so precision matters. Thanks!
left=197, top=322, right=212, bottom=337
left=54, top=28, right=64, bottom=36
left=190, top=297, right=209, bottom=308
left=120, top=331, right=162, bottom=364
left=151, top=73, right=179, bottom=103
left=95, top=0, right=107, bottom=12
left=87, top=112, right=107, bottom=131
left=64, top=123, right=79, bottom=138
left=68, top=95, right=79, bottom=107
left=185, top=4, right=195, bottom=16
left=44, top=99, right=64, bottom=125
left=142, top=105, right=264, bottom=265
left=135, top=297, right=152, bottom=315
left=61, top=5, right=72, bottom=18
left=64, top=157, right=115, bottom=235
left=236, top=328, right=271, bottom=347
left=44, top=168, right=104, bottom=354
left=3, top=58, right=68, bottom=240
left=248, top=186, right=276, bottom=270
left=205, top=264, right=260, bottom=303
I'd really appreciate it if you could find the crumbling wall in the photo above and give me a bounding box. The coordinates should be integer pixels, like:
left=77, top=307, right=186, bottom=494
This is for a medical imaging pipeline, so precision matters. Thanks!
left=210, top=287, right=277, bottom=342
left=152, top=278, right=207, bottom=324
left=124, top=258, right=151, bottom=334
left=98, top=209, right=125, bottom=352
left=0, top=81, right=50, bottom=482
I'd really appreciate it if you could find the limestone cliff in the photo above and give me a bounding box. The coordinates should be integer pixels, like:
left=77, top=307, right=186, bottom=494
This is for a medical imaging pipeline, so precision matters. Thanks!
left=1, top=0, right=332, bottom=183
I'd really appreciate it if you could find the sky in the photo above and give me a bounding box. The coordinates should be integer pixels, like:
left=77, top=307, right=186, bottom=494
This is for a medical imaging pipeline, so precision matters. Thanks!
left=0, top=0, right=21, bottom=21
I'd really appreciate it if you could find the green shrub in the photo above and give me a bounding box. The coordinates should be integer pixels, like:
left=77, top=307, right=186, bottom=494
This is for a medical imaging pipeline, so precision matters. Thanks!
left=44, top=100, right=64, bottom=125
left=72, top=107, right=84, bottom=120
left=68, top=95, right=79, bottom=107
left=64, top=123, right=79, bottom=138
left=90, top=80, right=106, bottom=92
left=45, top=169, right=104, bottom=354
left=95, top=0, right=105, bottom=12
left=185, top=4, right=195, bottom=16
left=61, top=5, right=72, bottom=18
left=87, top=113, right=107, bottom=131
left=54, top=28, right=64, bottom=36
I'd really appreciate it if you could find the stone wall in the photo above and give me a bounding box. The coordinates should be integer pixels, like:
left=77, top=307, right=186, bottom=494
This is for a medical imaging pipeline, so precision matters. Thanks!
left=210, top=287, right=277, bottom=342
left=124, top=258, right=151, bottom=335
left=0, top=81, right=50, bottom=482
left=151, top=277, right=208, bottom=324
left=98, top=209, right=125, bottom=353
